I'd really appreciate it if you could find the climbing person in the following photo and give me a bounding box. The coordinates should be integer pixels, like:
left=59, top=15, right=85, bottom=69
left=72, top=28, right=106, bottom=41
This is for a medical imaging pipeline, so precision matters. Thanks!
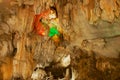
left=41, top=7, right=63, bottom=43
left=33, top=6, right=63, bottom=45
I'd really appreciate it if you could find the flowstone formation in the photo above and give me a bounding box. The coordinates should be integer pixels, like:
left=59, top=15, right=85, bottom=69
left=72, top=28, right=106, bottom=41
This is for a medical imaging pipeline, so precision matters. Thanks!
left=0, top=0, right=120, bottom=80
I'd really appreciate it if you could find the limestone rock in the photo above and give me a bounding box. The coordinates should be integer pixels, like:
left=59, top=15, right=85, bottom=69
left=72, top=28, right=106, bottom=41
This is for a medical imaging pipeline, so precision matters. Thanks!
left=0, top=0, right=120, bottom=80
left=100, top=0, right=117, bottom=22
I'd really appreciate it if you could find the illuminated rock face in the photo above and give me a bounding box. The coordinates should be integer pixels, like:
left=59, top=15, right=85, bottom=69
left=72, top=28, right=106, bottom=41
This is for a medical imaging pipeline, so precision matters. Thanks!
left=100, top=0, right=117, bottom=22
left=0, top=0, right=120, bottom=80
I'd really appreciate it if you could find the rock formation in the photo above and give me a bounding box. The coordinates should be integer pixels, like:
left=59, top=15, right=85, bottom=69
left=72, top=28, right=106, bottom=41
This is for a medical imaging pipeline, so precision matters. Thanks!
left=0, top=0, right=120, bottom=80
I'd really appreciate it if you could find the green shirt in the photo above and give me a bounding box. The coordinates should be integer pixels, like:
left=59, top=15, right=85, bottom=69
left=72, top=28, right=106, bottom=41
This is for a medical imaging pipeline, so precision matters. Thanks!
left=49, top=26, right=60, bottom=37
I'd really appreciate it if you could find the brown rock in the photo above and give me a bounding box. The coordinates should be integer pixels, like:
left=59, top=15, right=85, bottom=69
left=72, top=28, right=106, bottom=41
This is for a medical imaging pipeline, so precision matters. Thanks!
left=0, top=0, right=120, bottom=80
left=100, top=0, right=117, bottom=22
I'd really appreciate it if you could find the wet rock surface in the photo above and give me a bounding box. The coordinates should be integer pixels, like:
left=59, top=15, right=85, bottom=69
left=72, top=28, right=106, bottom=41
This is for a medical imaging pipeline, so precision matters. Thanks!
left=0, top=0, right=120, bottom=80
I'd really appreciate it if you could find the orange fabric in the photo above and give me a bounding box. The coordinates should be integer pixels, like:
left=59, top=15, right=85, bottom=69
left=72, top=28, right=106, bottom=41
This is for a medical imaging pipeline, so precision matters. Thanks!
left=37, top=22, right=45, bottom=36
left=33, top=9, right=51, bottom=36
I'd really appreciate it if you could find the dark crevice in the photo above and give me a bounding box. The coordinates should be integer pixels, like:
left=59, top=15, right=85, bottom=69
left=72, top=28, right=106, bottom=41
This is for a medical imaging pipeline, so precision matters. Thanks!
left=45, top=66, right=67, bottom=79
left=44, top=61, right=71, bottom=79
left=50, top=6, right=58, bottom=18
left=12, top=48, right=17, bottom=57
left=11, top=32, right=17, bottom=57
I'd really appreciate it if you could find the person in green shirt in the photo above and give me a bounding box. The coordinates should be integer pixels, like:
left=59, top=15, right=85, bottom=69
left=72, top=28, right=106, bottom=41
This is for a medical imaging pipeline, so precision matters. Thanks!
left=41, top=7, right=63, bottom=43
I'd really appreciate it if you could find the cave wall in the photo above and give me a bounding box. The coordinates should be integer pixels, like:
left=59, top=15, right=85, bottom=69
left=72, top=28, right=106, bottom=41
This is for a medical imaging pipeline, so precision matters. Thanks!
left=0, top=0, right=120, bottom=80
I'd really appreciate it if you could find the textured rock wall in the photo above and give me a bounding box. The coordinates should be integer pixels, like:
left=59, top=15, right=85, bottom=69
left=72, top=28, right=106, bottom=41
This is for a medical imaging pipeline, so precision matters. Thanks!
left=0, top=0, right=120, bottom=80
